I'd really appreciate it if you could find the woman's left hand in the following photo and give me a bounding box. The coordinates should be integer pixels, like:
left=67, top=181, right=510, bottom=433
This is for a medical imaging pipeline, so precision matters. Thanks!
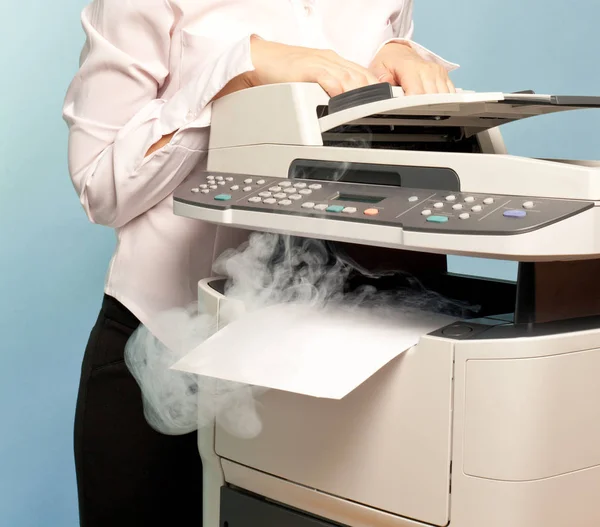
left=369, top=42, right=456, bottom=95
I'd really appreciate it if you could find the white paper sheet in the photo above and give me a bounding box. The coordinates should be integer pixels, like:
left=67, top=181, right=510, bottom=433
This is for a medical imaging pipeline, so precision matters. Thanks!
left=171, top=303, right=457, bottom=399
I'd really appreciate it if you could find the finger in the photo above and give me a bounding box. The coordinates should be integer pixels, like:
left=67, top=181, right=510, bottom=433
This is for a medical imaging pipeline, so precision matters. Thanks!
left=332, top=55, right=380, bottom=85
left=336, top=67, right=372, bottom=92
left=436, top=76, right=451, bottom=94
left=369, top=63, right=396, bottom=85
left=345, top=63, right=380, bottom=86
left=400, top=73, right=425, bottom=96
left=420, top=71, right=439, bottom=94
left=314, top=71, right=345, bottom=97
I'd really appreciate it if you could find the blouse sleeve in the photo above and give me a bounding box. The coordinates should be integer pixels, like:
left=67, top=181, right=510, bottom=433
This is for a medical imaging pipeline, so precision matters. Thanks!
left=372, top=0, right=460, bottom=72
left=62, top=0, right=256, bottom=228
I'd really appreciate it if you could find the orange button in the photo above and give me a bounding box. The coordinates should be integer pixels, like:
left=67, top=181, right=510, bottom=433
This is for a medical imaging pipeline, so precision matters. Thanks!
left=364, top=208, right=379, bottom=216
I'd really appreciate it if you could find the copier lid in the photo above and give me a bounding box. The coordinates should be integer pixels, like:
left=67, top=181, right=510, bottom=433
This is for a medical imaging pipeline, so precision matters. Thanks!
left=319, top=84, right=600, bottom=135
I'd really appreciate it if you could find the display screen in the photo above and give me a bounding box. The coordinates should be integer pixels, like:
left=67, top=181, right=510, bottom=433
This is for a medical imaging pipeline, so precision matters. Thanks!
left=333, top=193, right=385, bottom=204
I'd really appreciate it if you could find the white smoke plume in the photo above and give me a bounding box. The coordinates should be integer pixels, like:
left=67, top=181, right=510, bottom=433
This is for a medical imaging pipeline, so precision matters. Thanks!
left=124, top=232, right=478, bottom=439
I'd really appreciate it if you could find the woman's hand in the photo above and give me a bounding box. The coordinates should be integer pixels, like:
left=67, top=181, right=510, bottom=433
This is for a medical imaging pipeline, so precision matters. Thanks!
left=369, top=42, right=455, bottom=95
left=245, top=36, right=380, bottom=97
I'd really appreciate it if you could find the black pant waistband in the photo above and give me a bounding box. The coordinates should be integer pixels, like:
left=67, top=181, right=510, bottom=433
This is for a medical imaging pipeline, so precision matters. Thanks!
left=101, top=295, right=140, bottom=330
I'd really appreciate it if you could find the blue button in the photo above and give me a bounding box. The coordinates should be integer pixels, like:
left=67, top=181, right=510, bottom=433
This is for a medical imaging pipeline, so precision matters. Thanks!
left=214, top=194, right=232, bottom=201
left=503, top=209, right=526, bottom=218
left=426, top=215, right=449, bottom=223
left=326, top=205, right=345, bottom=213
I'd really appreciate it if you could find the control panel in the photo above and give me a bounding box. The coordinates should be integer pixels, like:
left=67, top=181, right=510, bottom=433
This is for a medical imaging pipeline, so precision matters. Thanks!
left=173, top=172, right=594, bottom=236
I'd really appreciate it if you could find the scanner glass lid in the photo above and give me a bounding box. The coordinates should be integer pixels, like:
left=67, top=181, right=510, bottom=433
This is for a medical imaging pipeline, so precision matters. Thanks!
left=319, top=87, right=600, bottom=134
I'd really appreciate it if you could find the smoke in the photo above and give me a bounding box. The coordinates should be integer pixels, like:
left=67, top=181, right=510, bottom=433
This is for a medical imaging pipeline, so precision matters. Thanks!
left=124, top=232, right=478, bottom=439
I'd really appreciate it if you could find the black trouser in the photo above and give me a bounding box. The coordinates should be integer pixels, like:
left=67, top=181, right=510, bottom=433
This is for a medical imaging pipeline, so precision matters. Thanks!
left=74, top=295, right=203, bottom=526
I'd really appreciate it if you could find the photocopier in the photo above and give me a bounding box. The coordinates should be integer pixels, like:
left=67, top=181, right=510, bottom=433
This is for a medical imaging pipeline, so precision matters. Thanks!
left=172, top=82, right=600, bottom=527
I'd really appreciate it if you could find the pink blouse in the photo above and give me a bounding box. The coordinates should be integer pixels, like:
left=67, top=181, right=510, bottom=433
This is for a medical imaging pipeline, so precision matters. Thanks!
left=62, top=0, right=458, bottom=347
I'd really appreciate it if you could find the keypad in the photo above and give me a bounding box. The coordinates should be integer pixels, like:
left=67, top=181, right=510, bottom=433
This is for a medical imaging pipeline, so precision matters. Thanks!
left=178, top=171, right=579, bottom=237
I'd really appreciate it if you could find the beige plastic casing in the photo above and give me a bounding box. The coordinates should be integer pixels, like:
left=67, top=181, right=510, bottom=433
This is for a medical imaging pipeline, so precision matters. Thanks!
left=197, top=278, right=600, bottom=527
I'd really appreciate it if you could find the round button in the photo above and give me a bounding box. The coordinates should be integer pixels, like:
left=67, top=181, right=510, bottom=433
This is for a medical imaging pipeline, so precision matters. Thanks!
left=199, top=184, right=208, bottom=189
left=294, top=182, right=307, bottom=189
left=279, top=199, right=292, bottom=206
left=269, top=186, right=282, bottom=192
left=243, top=186, right=252, bottom=192
left=257, top=179, right=265, bottom=185
left=343, top=207, right=357, bottom=214
left=434, top=202, right=444, bottom=209
left=308, top=183, right=322, bottom=190
left=464, top=196, right=475, bottom=203
left=523, top=201, right=534, bottom=209
left=442, top=324, right=474, bottom=338
left=483, top=197, right=495, bottom=205
left=259, top=192, right=272, bottom=198
left=284, top=188, right=296, bottom=194
left=299, top=189, right=312, bottom=195
left=446, top=195, right=457, bottom=202
left=274, top=193, right=287, bottom=199
left=459, top=213, right=470, bottom=220
left=201, top=189, right=210, bottom=194
left=191, top=188, right=200, bottom=193
left=314, top=204, right=328, bottom=211
left=364, top=208, right=379, bottom=216
left=230, top=185, right=239, bottom=191
left=207, top=175, right=215, bottom=180
left=244, top=178, right=253, bottom=184
left=215, top=176, right=223, bottom=181
left=209, top=185, right=218, bottom=190
left=452, top=204, right=463, bottom=210
left=471, top=205, right=482, bottom=212
left=302, top=202, right=315, bottom=209
left=263, top=198, right=277, bottom=205
left=408, top=196, right=419, bottom=202
left=218, top=181, right=225, bottom=186
left=280, top=181, right=292, bottom=187
left=226, top=177, right=233, bottom=182
left=421, top=209, right=432, bottom=216
left=248, top=197, right=262, bottom=203
left=289, top=194, right=302, bottom=200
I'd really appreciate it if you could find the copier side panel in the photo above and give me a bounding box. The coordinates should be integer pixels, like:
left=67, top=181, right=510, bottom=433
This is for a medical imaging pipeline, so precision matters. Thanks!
left=215, top=337, right=454, bottom=527
left=450, top=329, right=600, bottom=527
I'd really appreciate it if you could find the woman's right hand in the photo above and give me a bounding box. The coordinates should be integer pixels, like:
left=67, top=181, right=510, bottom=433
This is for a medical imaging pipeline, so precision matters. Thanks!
left=245, top=36, right=380, bottom=97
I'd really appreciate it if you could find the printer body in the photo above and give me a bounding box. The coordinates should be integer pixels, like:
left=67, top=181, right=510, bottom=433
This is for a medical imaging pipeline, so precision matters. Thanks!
left=172, top=83, right=600, bottom=527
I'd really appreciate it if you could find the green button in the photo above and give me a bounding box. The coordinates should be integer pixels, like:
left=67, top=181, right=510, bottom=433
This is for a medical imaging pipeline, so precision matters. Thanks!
left=426, top=215, right=449, bottom=223
left=326, top=205, right=345, bottom=213
left=214, top=194, right=232, bottom=201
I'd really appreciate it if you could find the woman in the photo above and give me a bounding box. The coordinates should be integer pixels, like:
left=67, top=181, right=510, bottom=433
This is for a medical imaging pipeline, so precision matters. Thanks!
left=62, top=0, right=457, bottom=525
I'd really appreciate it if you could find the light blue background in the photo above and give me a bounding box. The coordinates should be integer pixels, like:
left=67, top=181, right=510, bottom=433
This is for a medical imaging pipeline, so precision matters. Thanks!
left=1, top=1, right=599, bottom=525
